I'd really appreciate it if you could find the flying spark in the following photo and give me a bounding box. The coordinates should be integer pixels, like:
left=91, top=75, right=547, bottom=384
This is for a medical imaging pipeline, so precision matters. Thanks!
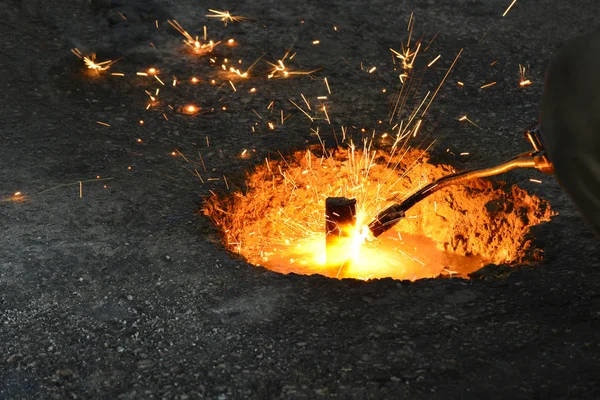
left=71, top=48, right=118, bottom=72
left=206, top=9, right=250, bottom=26
left=519, top=64, right=532, bottom=86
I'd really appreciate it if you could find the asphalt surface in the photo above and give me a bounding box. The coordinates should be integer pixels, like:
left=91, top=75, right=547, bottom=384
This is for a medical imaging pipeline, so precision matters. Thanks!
left=1, top=0, right=600, bottom=399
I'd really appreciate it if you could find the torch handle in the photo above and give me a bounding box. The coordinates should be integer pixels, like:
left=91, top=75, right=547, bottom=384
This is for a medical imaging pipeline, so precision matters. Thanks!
left=368, top=151, right=552, bottom=237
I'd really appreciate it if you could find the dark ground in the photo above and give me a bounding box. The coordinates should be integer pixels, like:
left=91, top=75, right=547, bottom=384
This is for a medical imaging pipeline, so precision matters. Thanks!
left=1, top=0, right=600, bottom=399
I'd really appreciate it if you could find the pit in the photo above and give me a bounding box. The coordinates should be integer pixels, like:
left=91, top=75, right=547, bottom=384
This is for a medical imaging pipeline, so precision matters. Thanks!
left=205, top=145, right=554, bottom=280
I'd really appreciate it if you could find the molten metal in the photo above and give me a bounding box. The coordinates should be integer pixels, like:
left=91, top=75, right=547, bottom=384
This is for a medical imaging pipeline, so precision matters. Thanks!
left=205, top=147, right=555, bottom=281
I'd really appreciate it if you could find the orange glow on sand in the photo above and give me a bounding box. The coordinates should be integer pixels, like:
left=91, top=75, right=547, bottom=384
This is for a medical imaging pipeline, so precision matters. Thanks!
left=206, top=146, right=554, bottom=281
left=183, top=104, right=199, bottom=114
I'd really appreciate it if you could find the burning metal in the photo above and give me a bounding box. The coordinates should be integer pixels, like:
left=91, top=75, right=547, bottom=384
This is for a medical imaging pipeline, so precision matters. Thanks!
left=205, top=144, right=554, bottom=281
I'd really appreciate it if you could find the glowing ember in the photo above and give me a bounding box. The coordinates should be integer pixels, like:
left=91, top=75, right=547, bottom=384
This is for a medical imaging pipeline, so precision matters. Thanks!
left=4, top=191, right=27, bottom=203
left=183, top=104, right=199, bottom=114
left=205, top=147, right=554, bottom=281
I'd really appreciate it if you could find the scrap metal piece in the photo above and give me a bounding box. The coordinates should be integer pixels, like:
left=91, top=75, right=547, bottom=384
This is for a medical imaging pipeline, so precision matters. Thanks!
left=325, top=197, right=356, bottom=268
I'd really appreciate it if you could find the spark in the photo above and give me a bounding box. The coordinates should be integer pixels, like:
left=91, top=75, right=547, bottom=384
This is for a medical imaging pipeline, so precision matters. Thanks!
left=519, top=64, right=532, bottom=86
left=390, top=41, right=421, bottom=71
left=502, top=0, right=518, bottom=17
left=301, top=93, right=312, bottom=110
left=111, top=72, right=125, bottom=77
left=421, top=48, right=463, bottom=117
left=184, top=105, right=199, bottom=114
left=530, top=178, right=542, bottom=184
left=289, top=99, right=314, bottom=122
left=154, top=75, right=165, bottom=85
left=324, top=77, right=332, bottom=94
left=458, top=114, right=483, bottom=130
left=168, top=20, right=220, bottom=54
left=312, top=40, right=320, bottom=45
left=322, top=105, right=331, bottom=124
left=368, top=66, right=377, bottom=73
left=206, top=9, right=250, bottom=26
left=36, top=177, right=115, bottom=195
left=457, top=81, right=464, bottom=86
left=427, top=54, right=441, bottom=67
left=480, top=81, right=497, bottom=89
left=71, top=48, right=118, bottom=72
left=519, top=79, right=531, bottom=87
left=266, top=50, right=321, bottom=79
left=96, top=121, right=110, bottom=127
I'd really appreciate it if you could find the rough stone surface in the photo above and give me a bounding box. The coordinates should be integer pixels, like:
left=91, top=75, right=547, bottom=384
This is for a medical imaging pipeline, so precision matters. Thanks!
left=1, top=0, right=600, bottom=399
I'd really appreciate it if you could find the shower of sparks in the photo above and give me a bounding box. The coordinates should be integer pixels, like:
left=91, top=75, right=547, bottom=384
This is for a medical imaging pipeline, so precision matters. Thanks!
left=68, top=6, right=554, bottom=281
left=266, top=50, right=321, bottom=79
left=168, top=20, right=219, bottom=54
left=390, top=43, right=421, bottom=72
left=71, top=48, right=118, bottom=72
left=502, top=0, right=518, bottom=17
left=519, top=64, right=532, bottom=86
left=205, top=9, right=250, bottom=26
